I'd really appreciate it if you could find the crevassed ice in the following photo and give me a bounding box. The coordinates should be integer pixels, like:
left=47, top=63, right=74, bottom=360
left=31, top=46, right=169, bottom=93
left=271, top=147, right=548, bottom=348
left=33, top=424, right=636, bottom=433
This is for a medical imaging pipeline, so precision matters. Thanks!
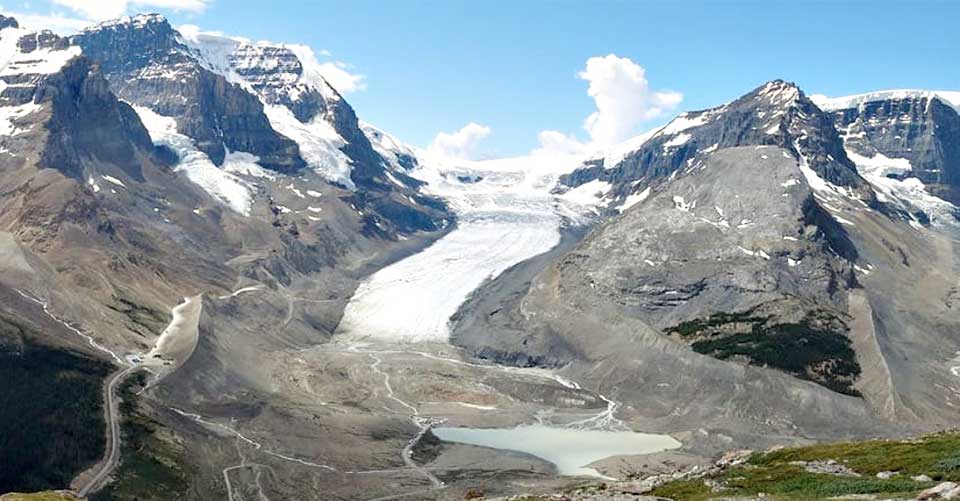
left=338, top=153, right=598, bottom=343
left=133, top=106, right=256, bottom=216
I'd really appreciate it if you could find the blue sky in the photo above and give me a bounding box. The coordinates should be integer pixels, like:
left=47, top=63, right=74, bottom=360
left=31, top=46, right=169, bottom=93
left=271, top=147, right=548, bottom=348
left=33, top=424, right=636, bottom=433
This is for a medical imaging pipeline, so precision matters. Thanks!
left=4, top=0, right=959, bottom=158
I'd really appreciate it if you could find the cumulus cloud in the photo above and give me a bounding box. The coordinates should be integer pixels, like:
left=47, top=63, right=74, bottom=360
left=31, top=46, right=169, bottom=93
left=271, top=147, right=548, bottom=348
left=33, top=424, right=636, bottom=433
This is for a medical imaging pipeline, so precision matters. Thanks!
left=579, top=54, right=682, bottom=146
left=534, top=54, right=681, bottom=156
left=428, top=123, right=492, bottom=160
left=313, top=61, right=365, bottom=94
left=52, top=0, right=210, bottom=20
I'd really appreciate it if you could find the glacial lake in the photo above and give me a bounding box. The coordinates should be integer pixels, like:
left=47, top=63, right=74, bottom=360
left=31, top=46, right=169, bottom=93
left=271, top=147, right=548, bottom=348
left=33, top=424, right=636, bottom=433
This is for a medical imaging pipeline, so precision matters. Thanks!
left=432, top=424, right=681, bottom=478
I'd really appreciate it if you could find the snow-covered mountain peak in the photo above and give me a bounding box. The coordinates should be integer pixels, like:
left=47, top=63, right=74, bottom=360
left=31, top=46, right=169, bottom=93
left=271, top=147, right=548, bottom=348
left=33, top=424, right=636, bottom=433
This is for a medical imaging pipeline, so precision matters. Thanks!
left=179, top=28, right=341, bottom=116
left=556, top=79, right=871, bottom=213
left=80, top=13, right=172, bottom=37
left=812, top=89, right=960, bottom=114
left=609, top=80, right=804, bottom=166
left=170, top=26, right=369, bottom=187
left=0, top=21, right=82, bottom=141
left=0, top=23, right=81, bottom=82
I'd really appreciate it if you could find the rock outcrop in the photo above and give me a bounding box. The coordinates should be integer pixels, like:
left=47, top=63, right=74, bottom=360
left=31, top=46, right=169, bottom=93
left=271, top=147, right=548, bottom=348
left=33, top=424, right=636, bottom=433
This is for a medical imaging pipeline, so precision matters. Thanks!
left=72, top=15, right=305, bottom=174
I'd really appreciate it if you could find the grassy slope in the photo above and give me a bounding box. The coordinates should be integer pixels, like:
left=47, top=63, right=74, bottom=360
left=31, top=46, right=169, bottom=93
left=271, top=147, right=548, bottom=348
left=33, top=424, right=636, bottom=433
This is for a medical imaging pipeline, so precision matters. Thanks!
left=650, top=432, right=960, bottom=500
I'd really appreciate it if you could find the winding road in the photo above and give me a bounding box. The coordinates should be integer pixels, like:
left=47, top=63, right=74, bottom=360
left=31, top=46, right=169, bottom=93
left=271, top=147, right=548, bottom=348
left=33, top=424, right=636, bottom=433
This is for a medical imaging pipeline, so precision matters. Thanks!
left=15, top=291, right=206, bottom=498
left=77, top=365, right=135, bottom=497
left=15, top=289, right=135, bottom=496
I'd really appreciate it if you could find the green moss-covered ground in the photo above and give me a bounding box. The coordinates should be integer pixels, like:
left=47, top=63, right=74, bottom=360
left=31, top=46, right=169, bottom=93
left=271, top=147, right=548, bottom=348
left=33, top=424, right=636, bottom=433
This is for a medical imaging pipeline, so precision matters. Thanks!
left=649, top=432, right=960, bottom=500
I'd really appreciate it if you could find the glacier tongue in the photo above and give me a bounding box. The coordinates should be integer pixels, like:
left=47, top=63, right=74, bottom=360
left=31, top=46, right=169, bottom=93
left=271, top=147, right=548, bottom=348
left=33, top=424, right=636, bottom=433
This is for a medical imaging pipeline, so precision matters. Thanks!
left=337, top=153, right=596, bottom=343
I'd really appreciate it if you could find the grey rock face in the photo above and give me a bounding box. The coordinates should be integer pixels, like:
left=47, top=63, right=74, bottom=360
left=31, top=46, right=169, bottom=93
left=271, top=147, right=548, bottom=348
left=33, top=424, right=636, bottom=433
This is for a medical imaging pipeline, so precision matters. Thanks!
left=453, top=145, right=917, bottom=444
left=0, top=15, right=18, bottom=30
left=0, top=30, right=168, bottom=182
left=0, top=31, right=74, bottom=106
left=559, top=80, right=871, bottom=204
left=828, top=96, right=960, bottom=204
left=460, top=147, right=861, bottom=390
left=228, top=43, right=329, bottom=123
left=65, top=14, right=450, bottom=234
left=37, top=57, right=170, bottom=182
left=71, top=14, right=305, bottom=174
left=170, top=27, right=448, bottom=232
left=17, top=30, right=69, bottom=52
left=225, top=41, right=396, bottom=189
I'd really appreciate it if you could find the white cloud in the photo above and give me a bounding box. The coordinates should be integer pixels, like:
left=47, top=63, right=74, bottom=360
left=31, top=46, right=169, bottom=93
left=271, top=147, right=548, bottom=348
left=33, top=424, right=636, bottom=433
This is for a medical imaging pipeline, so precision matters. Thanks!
left=579, top=54, right=681, bottom=147
left=534, top=54, right=681, bottom=156
left=51, top=0, right=210, bottom=20
left=314, top=61, right=364, bottom=94
left=286, top=44, right=365, bottom=95
left=428, top=122, right=491, bottom=160
left=531, top=130, right=587, bottom=157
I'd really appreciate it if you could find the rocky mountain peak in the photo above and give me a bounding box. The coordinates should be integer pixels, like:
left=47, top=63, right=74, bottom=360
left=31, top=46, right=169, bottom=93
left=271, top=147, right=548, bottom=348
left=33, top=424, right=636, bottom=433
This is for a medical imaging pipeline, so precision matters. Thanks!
left=0, top=26, right=83, bottom=107
left=226, top=42, right=336, bottom=124
left=84, top=12, right=169, bottom=30
left=180, top=29, right=417, bottom=191
left=0, top=20, right=169, bottom=185
left=0, top=14, right=19, bottom=30
left=16, top=30, right=71, bottom=53
left=750, top=79, right=802, bottom=103
left=72, top=15, right=306, bottom=175
left=74, top=13, right=187, bottom=78
left=558, top=79, right=870, bottom=208
left=65, top=14, right=450, bottom=233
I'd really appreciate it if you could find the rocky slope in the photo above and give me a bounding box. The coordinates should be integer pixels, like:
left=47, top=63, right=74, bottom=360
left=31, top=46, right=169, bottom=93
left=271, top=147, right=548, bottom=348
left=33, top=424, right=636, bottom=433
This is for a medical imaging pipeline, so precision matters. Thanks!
left=0, top=13, right=453, bottom=498
left=452, top=81, right=960, bottom=449
left=3, top=11, right=959, bottom=498
left=71, top=14, right=445, bottom=234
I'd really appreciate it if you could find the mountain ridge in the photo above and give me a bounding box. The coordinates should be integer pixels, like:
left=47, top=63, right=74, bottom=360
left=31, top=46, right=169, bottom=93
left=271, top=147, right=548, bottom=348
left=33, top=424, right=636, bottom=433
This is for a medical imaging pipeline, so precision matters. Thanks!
left=0, top=10, right=958, bottom=500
